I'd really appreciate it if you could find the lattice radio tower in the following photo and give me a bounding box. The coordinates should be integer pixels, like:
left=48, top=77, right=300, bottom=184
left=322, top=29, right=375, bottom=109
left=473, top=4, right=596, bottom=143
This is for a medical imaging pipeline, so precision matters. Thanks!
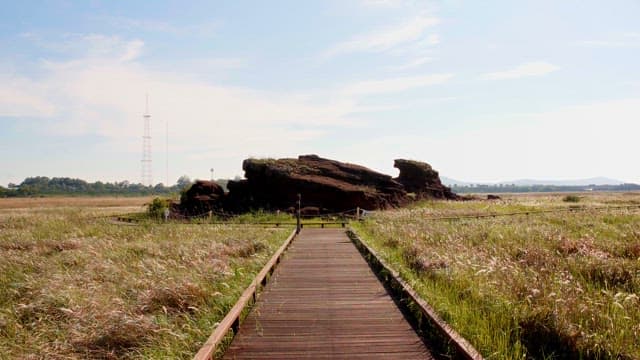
left=141, top=95, right=153, bottom=186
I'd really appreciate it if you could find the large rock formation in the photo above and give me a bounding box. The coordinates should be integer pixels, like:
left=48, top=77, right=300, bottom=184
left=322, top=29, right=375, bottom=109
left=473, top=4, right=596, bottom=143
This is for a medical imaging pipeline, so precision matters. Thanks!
left=393, top=159, right=458, bottom=200
left=224, top=155, right=407, bottom=212
left=180, top=155, right=457, bottom=214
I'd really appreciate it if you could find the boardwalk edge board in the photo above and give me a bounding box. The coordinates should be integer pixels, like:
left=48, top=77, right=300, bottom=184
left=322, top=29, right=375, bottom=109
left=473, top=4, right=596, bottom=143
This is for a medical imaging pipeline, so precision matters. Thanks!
left=347, top=229, right=484, bottom=360
left=193, top=228, right=297, bottom=360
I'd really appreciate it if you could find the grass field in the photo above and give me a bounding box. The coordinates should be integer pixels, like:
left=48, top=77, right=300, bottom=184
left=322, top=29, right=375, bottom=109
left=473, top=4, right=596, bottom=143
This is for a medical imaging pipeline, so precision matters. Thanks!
left=352, top=192, right=640, bottom=359
left=0, top=196, right=157, bottom=210
left=3, top=194, right=638, bottom=359
left=0, top=197, right=292, bottom=359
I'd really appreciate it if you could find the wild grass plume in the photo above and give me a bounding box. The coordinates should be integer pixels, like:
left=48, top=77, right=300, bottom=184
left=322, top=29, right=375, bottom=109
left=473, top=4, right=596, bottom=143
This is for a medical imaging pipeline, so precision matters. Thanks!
left=0, top=198, right=291, bottom=359
left=353, top=192, right=640, bottom=359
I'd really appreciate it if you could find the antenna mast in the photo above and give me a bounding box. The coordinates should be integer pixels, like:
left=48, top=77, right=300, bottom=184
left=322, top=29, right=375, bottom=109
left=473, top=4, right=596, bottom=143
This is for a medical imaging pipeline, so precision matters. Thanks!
left=141, top=94, right=153, bottom=186
left=165, top=119, right=169, bottom=186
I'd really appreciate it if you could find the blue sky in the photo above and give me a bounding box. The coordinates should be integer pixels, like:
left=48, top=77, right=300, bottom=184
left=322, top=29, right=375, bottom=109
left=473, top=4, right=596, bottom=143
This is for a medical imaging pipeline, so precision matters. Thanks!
left=1, top=0, right=639, bottom=186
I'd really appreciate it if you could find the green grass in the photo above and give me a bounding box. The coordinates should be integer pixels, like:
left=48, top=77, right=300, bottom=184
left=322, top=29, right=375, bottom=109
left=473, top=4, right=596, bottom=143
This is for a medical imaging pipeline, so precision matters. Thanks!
left=0, top=202, right=293, bottom=359
left=353, top=192, right=640, bottom=359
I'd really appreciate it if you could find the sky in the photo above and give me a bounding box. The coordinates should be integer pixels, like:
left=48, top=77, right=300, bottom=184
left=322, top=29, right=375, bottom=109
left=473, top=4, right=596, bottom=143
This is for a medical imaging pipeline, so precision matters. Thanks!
left=1, top=0, right=639, bottom=186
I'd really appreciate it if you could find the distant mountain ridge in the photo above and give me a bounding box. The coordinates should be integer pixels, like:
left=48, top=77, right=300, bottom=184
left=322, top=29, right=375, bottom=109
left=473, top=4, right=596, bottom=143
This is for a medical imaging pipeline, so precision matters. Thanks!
left=506, top=177, right=624, bottom=186
left=441, top=176, right=629, bottom=187
left=440, top=177, right=473, bottom=186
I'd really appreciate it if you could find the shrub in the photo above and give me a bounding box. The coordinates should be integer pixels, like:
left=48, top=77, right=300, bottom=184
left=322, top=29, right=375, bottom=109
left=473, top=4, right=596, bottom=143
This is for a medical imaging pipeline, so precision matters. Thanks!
left=147, top=197, right=170, bottom=219
left=563, top=195, right=580, bottom=203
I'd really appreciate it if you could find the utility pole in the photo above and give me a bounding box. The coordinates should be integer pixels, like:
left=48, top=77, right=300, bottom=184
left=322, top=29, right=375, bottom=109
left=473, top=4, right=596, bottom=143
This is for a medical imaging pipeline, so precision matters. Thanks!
left=141, top=94, right=152, bottom=186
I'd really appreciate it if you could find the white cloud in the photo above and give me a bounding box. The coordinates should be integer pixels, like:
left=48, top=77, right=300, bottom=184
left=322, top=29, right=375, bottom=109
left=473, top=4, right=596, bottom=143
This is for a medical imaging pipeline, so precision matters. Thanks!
left=189, top=57, right=247, bottom=69
left=341, top=73, right=453, bottom=95
left=360, top=0, right=406, bottom=7
left=480, top=61, right=559, bottom=80
left=359, top=0, right=428, bottom=9
left=323, top=15, right=439, bottom=58
left=577, top=32, right=640, bottom=48
left=0, top=34, right=373, bottom=159
left=77, top=35, right=144, bottom=63
left=22, top=33, right=145, bottom=64
left=1, top=31, right=460, bottom=181
left=95, top=15, right=220, bottom=37
left=424, top=34, right=440, bottom=45
left=119, top=39, right=145, bottom=62
left=36, top=64, right=356, bottom=138
left=0, top=77, right=57, bottom=118
left=388, top=56, right=434, bottom=71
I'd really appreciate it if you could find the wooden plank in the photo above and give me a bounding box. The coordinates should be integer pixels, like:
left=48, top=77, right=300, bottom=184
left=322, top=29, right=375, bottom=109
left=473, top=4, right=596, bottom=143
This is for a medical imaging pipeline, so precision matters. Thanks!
left=223, top=228, right=434, bottom=359
left=193, top=229, right=297, bottom=360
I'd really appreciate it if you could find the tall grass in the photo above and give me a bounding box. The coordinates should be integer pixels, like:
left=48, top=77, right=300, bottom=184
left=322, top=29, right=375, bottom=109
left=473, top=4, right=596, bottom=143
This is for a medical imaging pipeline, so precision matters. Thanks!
left=353, top=192, right=640, bottom=359
left=0, top=201, right=292, bottom=359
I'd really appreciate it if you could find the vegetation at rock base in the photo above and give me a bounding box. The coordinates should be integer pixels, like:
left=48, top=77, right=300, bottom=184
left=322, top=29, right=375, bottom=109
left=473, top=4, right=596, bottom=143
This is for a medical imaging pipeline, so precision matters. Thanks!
left=147, top=197, right=171, bottom=219
left=0, top=197, right=292, bottom=359
left=352, top=192, right=640, bottom=359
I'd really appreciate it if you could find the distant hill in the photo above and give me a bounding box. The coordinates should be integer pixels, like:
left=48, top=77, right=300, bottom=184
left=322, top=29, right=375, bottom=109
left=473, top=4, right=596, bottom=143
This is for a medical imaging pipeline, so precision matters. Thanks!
left=505, top=177, right=624, bottom=186
left=441, top=176, right=627, bottom=187
left=440, top=176, right=473, bottom=186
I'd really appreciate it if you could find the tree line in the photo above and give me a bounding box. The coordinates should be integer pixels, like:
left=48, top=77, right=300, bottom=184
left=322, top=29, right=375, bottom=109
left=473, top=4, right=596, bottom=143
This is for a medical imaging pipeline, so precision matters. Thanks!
left=450, top=183, right=640, bottom=194
left=0, top=176, right=207, bottom=197
left=2, top=176, right=637, bottom=197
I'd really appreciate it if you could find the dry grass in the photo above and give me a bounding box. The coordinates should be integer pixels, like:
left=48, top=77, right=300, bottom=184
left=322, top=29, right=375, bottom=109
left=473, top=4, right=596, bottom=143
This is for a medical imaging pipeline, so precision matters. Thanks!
left=0, top=199, right=291, bottom=359
left=353, top=192, right=640, bottom=359
left=0, top=196, right=154, bottom=209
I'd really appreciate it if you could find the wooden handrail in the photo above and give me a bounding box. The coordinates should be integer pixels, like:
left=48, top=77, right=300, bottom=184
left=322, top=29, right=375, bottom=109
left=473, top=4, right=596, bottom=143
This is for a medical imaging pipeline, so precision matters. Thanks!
left=114, top=217, right=352, bottom=227
left=193, top=229, right=297, bottom=360
left=348, top=229, right=484, bottom=360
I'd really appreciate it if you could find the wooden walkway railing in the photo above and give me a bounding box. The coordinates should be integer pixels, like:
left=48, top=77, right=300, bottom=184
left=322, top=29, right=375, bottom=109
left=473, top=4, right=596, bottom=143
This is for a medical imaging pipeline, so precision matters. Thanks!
left=348, top=230, right=483, bottom=360
left=193, top=229, right=297, bottom=360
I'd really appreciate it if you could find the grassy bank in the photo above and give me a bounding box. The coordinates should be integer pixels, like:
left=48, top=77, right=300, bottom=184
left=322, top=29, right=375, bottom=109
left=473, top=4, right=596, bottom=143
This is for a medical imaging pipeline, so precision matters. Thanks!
left=352, top=192, right=640, bottom=359
left=0, top=200, right=292, bottom=359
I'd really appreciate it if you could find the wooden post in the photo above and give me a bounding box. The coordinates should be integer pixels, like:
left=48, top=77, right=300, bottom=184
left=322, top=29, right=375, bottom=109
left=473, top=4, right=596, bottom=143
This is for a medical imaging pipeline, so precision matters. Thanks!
left=296, top=193, right=301, bottom=234
left=232, top=317, right=240, bottom=334
left=356, top=207, right=360, bottom=221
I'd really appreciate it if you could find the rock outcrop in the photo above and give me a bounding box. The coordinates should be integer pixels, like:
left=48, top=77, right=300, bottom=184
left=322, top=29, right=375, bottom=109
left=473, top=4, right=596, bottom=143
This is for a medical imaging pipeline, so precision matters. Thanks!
left=224, top=155, right=407, bottom=212
left=179, top=155, right=457, bottom=214
left=179, top=180, right=225, bottom=215
left=393, top=159, right=458, bottom=200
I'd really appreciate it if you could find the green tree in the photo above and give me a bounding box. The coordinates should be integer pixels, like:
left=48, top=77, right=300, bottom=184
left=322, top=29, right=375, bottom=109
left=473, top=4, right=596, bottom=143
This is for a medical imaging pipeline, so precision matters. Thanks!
left=176, top=175, right=192, bottom=190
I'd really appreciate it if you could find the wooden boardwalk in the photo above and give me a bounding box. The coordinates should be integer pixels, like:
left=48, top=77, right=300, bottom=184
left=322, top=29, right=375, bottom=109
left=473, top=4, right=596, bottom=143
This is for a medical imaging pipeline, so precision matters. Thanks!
left=224, top=228, right=433, bottom=359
